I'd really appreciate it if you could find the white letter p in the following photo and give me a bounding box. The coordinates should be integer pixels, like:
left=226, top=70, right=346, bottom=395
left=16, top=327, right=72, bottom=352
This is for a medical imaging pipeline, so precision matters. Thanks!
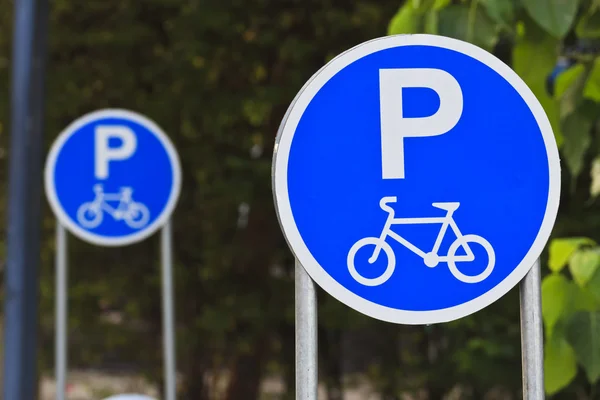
left=95, top=125, right=137, bottom=179
left=379, top=68, right=463, bottom=179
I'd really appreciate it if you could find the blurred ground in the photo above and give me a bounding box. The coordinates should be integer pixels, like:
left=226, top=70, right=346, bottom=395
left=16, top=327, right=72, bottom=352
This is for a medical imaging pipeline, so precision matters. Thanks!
left=39, top=370, right=380, bottom=400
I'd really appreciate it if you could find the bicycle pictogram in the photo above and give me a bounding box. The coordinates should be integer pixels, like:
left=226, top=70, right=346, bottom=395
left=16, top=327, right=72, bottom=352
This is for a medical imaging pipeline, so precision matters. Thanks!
left=77, top=184, right=150, bottom=229
left=347, top=196, right=495, bottom=286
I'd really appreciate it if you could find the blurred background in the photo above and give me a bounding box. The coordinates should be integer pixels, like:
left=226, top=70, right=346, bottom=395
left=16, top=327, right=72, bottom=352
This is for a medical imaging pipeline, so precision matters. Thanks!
left=2, top=0, right=600, bottom=399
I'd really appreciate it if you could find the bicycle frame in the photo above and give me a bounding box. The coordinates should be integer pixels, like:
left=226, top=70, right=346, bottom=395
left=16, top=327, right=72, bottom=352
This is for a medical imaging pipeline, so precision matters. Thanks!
left=93, top=192, right=133, bottom=217
left=370, top=210, right=476, bottom=263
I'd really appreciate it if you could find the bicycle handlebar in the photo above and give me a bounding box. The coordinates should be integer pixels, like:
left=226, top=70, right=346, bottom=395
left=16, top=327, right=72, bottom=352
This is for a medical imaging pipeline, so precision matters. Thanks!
left=380, top=196, right=397, bottom=213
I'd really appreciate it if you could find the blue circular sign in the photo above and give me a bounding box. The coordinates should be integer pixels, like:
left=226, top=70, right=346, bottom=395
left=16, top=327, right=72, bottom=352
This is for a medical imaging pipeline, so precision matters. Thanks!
left=45, top=109, right=182, bottom=246
left=273, top=35, right=560, bottom=324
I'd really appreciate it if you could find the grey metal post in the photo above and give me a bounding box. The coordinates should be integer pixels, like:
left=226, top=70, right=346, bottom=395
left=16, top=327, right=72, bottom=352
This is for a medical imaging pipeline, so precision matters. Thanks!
left=161, top=221, right=177, bottom=400
left=295, top=260, right=318, bottom=400
left=5, top=0, right=49, bottom=398
left=520, top=258, right=544, bottom=400
left=55, top=224, right=68, bottom=400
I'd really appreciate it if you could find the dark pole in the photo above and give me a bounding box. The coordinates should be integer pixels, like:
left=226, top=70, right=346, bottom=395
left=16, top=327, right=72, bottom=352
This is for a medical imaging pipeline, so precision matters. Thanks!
left=5, top=0, right=49, bottom=398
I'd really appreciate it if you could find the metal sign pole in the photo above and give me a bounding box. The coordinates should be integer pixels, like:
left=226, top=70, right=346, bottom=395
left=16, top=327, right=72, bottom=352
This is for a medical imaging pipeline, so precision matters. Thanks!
left=56, top=224, right=68, bottom=400
left=161, top=221, right=177, bottom=400
left=520, top=258, right=544, bottom=400
left=5, top=0, right=49, bottom=398
left=295, top=260, right=318, bottom=400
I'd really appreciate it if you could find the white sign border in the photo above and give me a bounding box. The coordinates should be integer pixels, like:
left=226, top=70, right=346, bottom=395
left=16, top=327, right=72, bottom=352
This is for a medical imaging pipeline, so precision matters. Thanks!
left=272, top=34, right=561, bottom=325
left=45, top=108, right=182, bottom=247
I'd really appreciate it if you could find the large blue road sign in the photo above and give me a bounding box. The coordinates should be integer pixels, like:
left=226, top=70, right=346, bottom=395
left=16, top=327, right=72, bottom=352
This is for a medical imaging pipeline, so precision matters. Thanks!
left=45, top=109, right=182, bottom=246
left=272, top=35, right=561, bottom=324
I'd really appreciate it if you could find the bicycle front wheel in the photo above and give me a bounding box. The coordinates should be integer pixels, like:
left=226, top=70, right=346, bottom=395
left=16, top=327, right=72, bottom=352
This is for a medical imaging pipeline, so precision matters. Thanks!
left=447, top=234, right=495, bottom=283
left=124, top=202, right=150, bottom=229
left=347, top=237, right=395, bottom=286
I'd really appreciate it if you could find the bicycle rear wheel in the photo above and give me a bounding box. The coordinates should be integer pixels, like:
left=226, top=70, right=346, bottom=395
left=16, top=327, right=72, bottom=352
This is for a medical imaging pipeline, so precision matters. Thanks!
left=77, top=202, right=103, bottom=228
left=347, top=237, right=395, bottom=286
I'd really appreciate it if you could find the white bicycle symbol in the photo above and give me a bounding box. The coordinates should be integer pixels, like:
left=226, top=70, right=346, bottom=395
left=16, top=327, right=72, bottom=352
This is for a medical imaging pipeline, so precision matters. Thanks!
left=77, top=184, right=150, bottom=229
left=347, top=196, right=495, bottom=286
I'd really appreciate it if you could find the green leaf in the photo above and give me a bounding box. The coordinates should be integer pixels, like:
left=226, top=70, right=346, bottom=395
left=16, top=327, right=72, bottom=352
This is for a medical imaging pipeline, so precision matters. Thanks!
left=591, top=157, right=600, bottom=197
left=584, top=57, right=600, bottom=102
left=388, top=3, right=420, bottom=35
left=481, top=0, right=516, bottom=27
left=522, top=0, right=580, bottom=38
left=432, top=0, right=450, bottom=10
left=436, top=5, right=499, bottom=51
left=421, top=0, right=450, bottom=35
left=585, top=266, right=600, bottom=305
left=570, top=249, right=600, bottom=287
left=559, top=64, right=592, bottom=119
left=542, top=273, right=572, bottom=335
left=566, top=311, right=600, bottom=384
left=412, top=0, right=438, bottom=12
left=554, top=64, right=585, bottom=99
left=549, top=238, right=594, bottom=272
left=561, top=105, right=594, bottom=181
left=577, top=11, right=600, bottom=38
left=424, top=10, right=438, bottom=34
left=572, top=284, right=598, bottom=312
left=512, top=21, right=562, bottom=146
left=544, top=333, right=577, bottom=394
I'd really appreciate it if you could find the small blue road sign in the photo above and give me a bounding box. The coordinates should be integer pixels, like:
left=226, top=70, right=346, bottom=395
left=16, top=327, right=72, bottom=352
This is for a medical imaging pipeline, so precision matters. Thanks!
left=272, top=35, right=561, bottom=324
left=45, top=109, right=182, bottom=246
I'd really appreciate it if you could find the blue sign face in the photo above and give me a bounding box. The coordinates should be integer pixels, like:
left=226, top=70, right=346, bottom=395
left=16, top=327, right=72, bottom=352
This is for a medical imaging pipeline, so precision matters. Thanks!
left=273, top=35, right=560, bottom=324
left=45, top=109, right=181, bottom=246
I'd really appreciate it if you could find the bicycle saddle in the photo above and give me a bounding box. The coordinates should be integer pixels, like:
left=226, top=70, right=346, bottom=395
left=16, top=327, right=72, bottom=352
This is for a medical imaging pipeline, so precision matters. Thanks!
left=431, top=202, right=460, bottom=211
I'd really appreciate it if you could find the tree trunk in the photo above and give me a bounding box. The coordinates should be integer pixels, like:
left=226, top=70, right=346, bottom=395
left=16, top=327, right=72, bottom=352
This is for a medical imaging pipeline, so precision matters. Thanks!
left=224, top=335, right=269, bottom=400
left=378, top=325, right=401, bottom=400
left=321, top=327, right=343, bottom=400
left=180, top=354, right=210, bottom=400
